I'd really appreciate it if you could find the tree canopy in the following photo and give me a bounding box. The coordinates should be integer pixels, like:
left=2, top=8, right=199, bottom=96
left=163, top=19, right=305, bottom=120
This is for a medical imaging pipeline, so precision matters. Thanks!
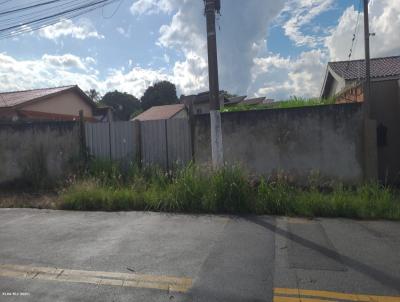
left=86, top=89, right=101, bottom=102
left=100, top=90, right=141, bottom=121
left=140, top=81, right=179, bottom=111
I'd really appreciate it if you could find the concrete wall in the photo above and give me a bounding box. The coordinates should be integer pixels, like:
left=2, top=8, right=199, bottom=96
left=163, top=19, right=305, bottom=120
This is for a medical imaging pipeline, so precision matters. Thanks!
left=23, top=91, right=93, bottom=118
left=172, top=109, right=189, bottom=119
left=194, top=103, right=366, bottom=184
left=370, top=79, right=400, bottom=183
left=0, top=122, right=80, bottom=185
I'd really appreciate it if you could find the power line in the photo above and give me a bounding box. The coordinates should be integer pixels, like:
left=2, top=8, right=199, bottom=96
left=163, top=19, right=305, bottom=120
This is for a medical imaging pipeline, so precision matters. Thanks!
left=347, top=0, right=362, bottom=67
left=0, top=0, right=119, bottom=39
left=0, top=0, right=65, bottom=17
left=101, top=0, right=124, bottom=19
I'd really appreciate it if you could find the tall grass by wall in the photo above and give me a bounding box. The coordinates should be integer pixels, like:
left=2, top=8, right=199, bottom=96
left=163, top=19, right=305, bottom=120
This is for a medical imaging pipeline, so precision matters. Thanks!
left=60, top=160, right=400, bottom=220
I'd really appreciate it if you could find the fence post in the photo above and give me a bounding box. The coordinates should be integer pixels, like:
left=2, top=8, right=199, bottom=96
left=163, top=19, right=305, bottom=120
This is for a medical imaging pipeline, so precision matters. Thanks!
left=165, top=119, right=169, bottom=171
left=133, top=120, right=142, bottom=168
left=188, top=110, right=195, bottom=163
left=78, top=110, right=87, bottom=162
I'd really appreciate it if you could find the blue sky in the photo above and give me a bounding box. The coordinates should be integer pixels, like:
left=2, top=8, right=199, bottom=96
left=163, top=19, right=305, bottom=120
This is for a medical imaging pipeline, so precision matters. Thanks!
left=0, top=0, right=399, bottom=100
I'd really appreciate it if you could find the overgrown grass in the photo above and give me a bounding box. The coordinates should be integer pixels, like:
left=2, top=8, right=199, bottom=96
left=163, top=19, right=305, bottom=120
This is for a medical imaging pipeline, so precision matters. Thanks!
left=59, top=160, right=400, bottom=220
left=222, top=96, right=336, bottom=113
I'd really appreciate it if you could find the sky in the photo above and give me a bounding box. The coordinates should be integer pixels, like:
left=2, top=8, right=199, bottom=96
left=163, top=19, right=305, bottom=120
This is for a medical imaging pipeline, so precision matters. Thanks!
left=0, top=0, right=399, bottom=100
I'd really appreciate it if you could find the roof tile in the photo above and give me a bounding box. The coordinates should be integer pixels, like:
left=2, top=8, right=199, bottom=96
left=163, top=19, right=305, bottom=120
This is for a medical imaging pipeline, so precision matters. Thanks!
left=133, top=104, right=186, bottom=121
left=0, top=85, right=76, bottom=108
left=328, top=56, right=400, bottom=80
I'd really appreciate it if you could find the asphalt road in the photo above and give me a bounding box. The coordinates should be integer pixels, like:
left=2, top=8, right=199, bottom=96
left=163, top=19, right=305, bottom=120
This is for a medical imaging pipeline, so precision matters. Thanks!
left=0, top=208, right=399, bottom=302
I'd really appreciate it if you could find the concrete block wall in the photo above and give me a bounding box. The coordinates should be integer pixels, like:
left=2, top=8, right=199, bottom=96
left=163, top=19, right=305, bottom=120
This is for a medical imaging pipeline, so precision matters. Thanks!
left=194, top=103, right=366, bottom=184
left=0, top=122, right=80, bottom=185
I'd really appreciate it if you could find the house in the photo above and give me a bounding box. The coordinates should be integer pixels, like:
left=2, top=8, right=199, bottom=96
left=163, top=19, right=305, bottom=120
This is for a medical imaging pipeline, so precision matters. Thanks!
left=239, top=97, right=266, bottom=106
left=0, top=85, right=112, bottom=122
left=180, top=91, right=227, bottom=115
left=321, top=56, right=400, bottom=100
left=320, top=55, right=400, bottom=183
left=132, top=104, right=187, bottom=121
left=181, top=92, right=269, bottom=114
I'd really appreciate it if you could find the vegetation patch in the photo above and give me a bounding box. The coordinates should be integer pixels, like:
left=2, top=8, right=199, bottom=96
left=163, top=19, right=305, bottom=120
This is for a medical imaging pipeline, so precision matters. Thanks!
left=222, top=97, right=336, bottom=113
left=59, top=160, right=400, bottom=220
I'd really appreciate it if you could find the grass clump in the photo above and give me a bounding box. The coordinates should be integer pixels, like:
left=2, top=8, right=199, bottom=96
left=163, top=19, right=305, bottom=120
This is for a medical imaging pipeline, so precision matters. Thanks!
left=222, top=96, right=336, bottom=113
left=61, top=180, right=145, bottom=211
left=205, top=166, right=254, bottom=213
left=59, top=159, right=400, bottom=220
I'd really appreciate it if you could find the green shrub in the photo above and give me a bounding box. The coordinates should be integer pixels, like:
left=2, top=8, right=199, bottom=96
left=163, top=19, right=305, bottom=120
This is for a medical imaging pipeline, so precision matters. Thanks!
left=256, top=180, right=295, bottom=215
left=166, top=164, right=208, bottom=212
left=59, top=161, right=400, bottom=220
left=61, top=180, right=145, bottom=211
left=204, top=166, right=254, bottom=213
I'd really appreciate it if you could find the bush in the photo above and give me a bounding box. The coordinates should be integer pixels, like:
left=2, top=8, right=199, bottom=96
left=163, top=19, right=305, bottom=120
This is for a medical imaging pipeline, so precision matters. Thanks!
left=59, top=161, right=400, bottom=220
left=61, top=180, right=145, bottom=211
left=205, top=166, right=254, bottom=213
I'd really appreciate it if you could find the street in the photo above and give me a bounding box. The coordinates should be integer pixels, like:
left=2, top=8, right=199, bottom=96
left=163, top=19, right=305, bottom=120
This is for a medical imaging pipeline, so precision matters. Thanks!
left=0, top=208, right=399, bottom=301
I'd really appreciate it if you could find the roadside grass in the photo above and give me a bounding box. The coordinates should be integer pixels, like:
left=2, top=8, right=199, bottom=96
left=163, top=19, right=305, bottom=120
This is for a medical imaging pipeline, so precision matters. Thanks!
left=222, top=96, right=336, bottom=113
left=59, top=161, right=400, bottom=220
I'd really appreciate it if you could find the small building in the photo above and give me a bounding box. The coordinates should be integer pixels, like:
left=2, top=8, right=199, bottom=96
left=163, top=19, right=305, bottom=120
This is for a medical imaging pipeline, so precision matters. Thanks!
left=132, top=104, right=187, bottom=121
left=320, top=56, right=400, bottom=183
left=180, top=92, right=226, bottom=115
left=239, top=97, right=266, bottom=106
left=180, top=92, right=268, bottom=114
left=0, top=85, right=112, bottom=122
left=321, top=56, right=400, bottom=99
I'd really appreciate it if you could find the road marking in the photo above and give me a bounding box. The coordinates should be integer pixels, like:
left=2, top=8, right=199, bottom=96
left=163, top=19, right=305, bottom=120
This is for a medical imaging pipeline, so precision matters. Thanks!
left=0, top=264, right=192, bottom=293
left=274, top=288, right=400, bottom=302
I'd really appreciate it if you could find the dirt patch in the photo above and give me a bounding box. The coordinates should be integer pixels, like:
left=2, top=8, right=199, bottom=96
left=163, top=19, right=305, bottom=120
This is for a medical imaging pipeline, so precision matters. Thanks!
left=0, top=193, right=61, bottom=209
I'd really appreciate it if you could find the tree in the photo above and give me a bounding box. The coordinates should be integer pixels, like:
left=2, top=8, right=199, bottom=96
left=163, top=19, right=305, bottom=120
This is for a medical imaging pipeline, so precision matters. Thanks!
left=221, top=90, right=238, bottom=99
left=141, top=81, right=179, bottom=111
left=100, top=90, right=141, bottom=121
left=86, top=89, right=101, bottom=102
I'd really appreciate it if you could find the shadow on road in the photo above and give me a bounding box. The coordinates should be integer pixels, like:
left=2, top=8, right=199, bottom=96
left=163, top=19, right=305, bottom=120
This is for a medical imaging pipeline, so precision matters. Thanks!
left=246, top=216, right=400, bottom=292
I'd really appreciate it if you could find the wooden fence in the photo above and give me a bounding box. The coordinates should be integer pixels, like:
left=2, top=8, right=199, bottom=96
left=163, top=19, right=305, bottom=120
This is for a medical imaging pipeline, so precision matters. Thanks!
left=85, top=119, right=192, bottom=168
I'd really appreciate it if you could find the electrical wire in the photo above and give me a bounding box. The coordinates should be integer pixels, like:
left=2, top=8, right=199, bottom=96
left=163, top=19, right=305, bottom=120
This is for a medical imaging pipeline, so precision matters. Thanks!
left=0, top=0, right=120, bottom=39
left=346, top=0, right=362, bottom=69
left=101, top=0, right=123, bottom=19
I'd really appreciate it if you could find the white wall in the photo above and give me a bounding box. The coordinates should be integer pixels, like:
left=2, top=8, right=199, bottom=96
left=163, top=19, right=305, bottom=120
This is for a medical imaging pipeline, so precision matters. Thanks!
left=23, top=91, right=93, bottom=117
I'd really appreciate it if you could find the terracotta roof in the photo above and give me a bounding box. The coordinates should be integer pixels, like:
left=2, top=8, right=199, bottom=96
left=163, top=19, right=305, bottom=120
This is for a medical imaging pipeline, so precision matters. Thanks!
left=133, top=104, right=186, bottom=121
left=0, top=85, right=77, bottom=108
left=328, top=56, right=400, bottom=80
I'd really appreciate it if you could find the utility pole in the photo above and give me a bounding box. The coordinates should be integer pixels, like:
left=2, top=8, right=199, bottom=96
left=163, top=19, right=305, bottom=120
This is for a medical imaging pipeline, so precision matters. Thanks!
left=363, top=0, right=371, bottom=112
left=204, top=0, right=223, bottom=168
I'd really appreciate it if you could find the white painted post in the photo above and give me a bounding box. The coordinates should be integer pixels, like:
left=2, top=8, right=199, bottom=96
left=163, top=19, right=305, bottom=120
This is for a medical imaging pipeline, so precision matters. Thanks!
left=210, top=109, right=223, bottom=168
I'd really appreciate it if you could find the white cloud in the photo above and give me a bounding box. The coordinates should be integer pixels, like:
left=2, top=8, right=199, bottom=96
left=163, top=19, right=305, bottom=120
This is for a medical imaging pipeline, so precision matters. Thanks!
left=156, top=0, right=286, bottom=96
left=104, top=66, right=171, bottom=97
left=116, top=25, right=132, bottom=38
left=172, top=51, right=208, bottom=94
left=0, top=53, right=101, bottom=93
left=280, top=0, right=334, bottom=47
left=0, top=52, right=172, bottom=98
left=39, top=19, right=104, bottom=41
left=326, top=0, right=400, bottom=61
left=130, top=0, right=174, bottom=15
left=41, top=54, right=94, bottom=71
left=252, top=50, right=327, bottom=99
